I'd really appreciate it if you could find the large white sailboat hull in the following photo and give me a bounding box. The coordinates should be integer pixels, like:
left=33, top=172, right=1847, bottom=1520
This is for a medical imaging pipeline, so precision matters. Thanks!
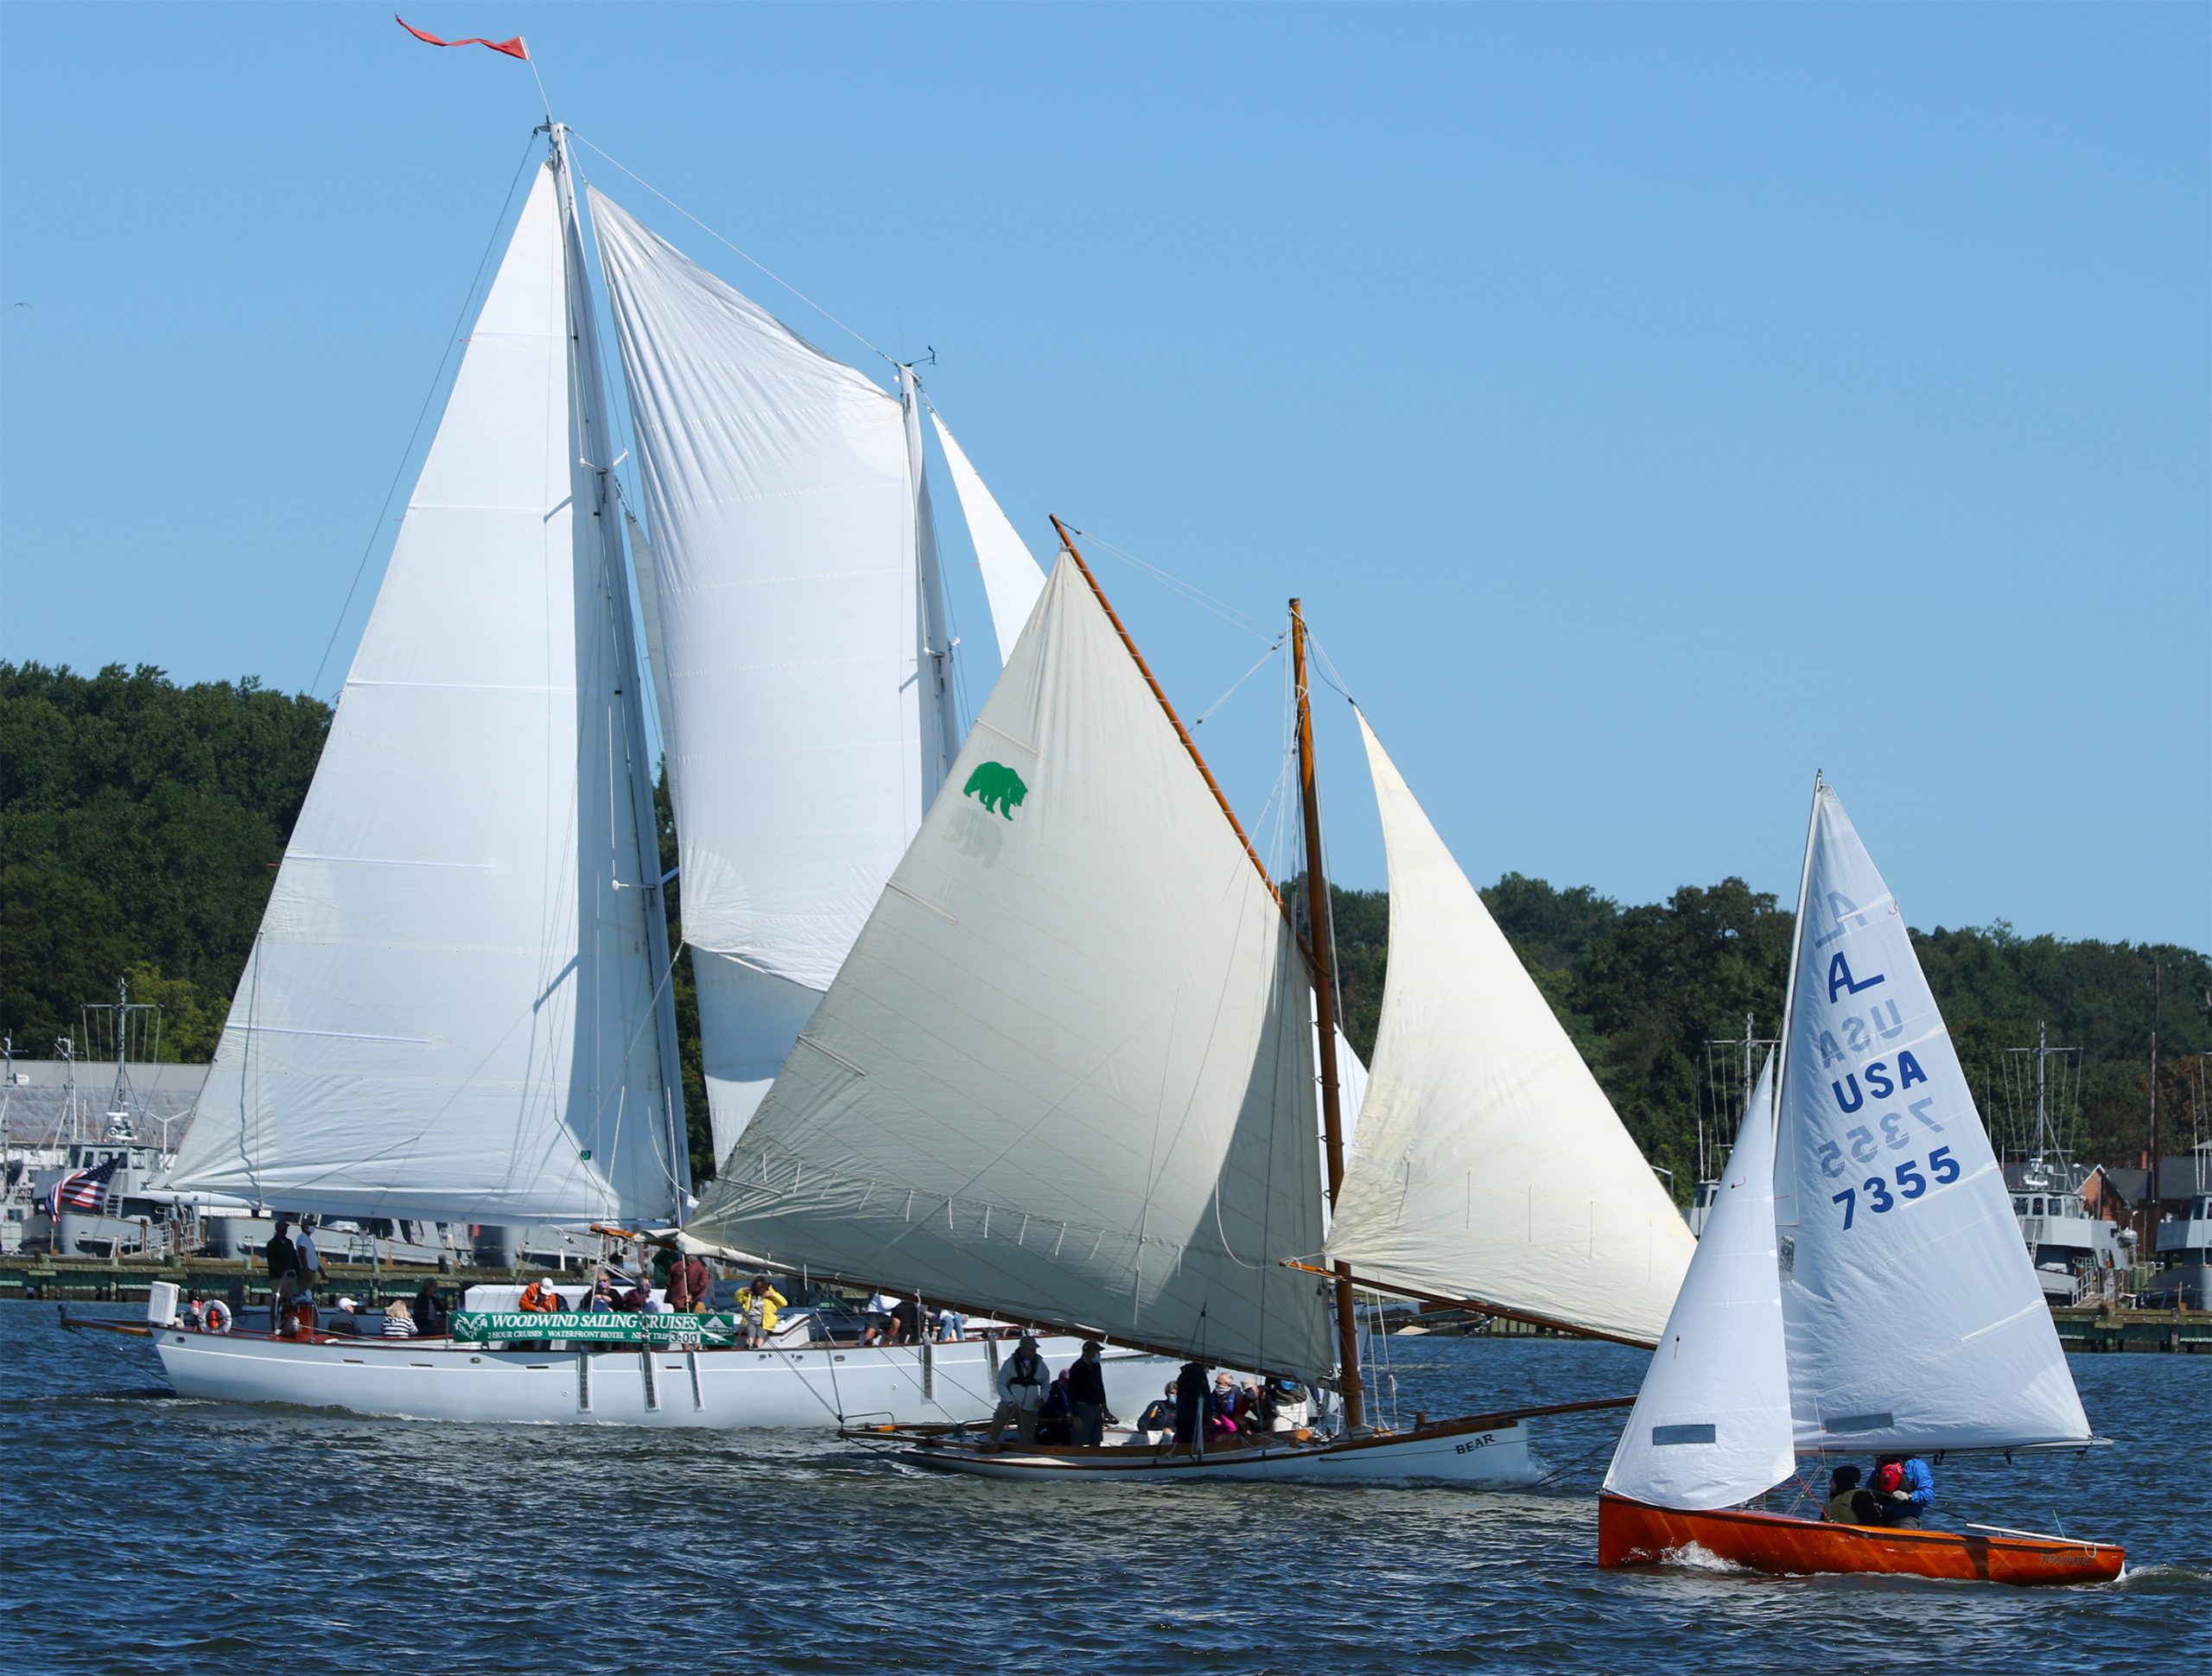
left=151, top=1329, right=1169, bottom=1430
left=896, top=1418, right=1536, bottom=1488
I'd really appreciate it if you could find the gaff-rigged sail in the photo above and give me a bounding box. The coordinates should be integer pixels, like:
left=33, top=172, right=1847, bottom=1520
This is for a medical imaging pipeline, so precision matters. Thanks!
left=1325, top=714, right=1695, bottom=1344
left=1777, top=786, right=2089, bottom=1453
left=690, top=555, right=1336, bottom=1381
left=589, top=190, right=961, bottom=1162
left=167, top=165, right=678, bottom=1224
left=1604, top=1054, right=1793, bottom=1508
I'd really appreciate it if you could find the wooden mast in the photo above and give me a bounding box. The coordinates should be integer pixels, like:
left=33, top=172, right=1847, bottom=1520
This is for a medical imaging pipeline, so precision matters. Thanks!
left=1291, top=598, right=1365, bottom=1432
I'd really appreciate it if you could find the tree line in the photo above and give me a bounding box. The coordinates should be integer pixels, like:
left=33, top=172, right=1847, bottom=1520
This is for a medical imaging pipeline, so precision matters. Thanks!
left=3, top=662, right=2202, bottom=1194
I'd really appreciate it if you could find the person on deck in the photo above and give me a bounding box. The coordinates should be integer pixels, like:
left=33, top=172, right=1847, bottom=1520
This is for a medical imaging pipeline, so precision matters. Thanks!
left=181, top=1292, right=207, bottom=1331
left=936, top=1306, right=966, bottom=1343
left=1135, top=1381, right=1178, bottom=1443
left=1208, top=1373, right=1243, bottom=1438
left=293, top=1221, right=324, bottom=1305
left=666, top=1251, right=711, bottom=1315
left=1871, top=1455, right=1935, bottom=1525
left=989, top=1335, right=1052, bottom=1445
left=1035, top=1369, right=1075, bottom=1445
left=1066, top=1339, right=1113, bottom=1446
left=584, top=1274, right=617, bottom=1313
left=1268, top=1377, right=1309, bottom=1433
left=1173, top=1361, right=1210, bottom=1454
left=739, top=1276, right=786, bottom=1348
left=518, top=1278, right=563, bottom=1314
left=1822, top=1464, right=1879, bottom=1525
left=381, top=1298, right=416, bottom=1338
left=264, top=1220, right=300, bottom=1336
left=412, top=1279, right=448, bottom=1338
left=862, top=1291, right=901, bottom=1345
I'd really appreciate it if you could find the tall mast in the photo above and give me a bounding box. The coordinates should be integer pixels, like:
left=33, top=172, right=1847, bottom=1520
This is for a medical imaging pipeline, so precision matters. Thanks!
left=1291, top=599, right=1365, bottom=1432
left=1770, top=773, right=1825, bottom=1210
left=549, top=123, right=691, bottom=1219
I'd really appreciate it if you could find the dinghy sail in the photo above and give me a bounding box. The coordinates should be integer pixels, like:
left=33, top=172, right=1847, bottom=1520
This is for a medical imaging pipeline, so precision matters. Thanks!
left=1598, top=778, right=2117, bottom=1584
left=1323, top=715, right=1696, bottom=1347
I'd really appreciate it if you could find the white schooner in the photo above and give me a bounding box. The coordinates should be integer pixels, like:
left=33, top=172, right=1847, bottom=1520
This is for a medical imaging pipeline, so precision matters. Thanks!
left=134, top=123, right=1167, bottom=1426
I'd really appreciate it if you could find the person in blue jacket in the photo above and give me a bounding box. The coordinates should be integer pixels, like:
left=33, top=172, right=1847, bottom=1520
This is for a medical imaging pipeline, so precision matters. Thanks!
left=1872, top=1453, right=1935, bottom=1524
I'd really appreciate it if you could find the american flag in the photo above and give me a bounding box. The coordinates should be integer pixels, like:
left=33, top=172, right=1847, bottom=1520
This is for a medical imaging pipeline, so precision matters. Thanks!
left=46, top=1153, right=123, bottom=1218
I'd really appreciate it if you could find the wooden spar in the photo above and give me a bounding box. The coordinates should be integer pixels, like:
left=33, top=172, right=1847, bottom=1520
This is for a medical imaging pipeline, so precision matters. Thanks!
left=1281, top=1260, right=1662, bottom=1352
left=1290, top=599, right=1364, bottom=1432
left=1049, top=517, right=1281, bottom=908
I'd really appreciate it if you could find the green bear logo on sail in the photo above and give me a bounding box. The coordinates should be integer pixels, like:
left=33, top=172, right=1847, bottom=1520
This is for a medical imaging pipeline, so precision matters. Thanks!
left=963, top=761, right=1027, bottom=820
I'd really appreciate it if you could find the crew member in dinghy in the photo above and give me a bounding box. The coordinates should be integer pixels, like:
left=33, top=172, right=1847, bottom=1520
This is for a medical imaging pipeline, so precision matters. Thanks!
left=1822, top=1465, right=1879, bottom=1525
left=1871, top=1455, right=1935, bottom=1525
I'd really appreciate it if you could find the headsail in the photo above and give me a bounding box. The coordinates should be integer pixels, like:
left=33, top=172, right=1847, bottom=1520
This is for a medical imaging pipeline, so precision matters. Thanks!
left=1325, top=713, right=1695, bottom=1344
left=1604, top=1053, right=1793, bottom=1508
left=589, top=190, right=962, bottom=1160
left=690, top=555, right=1336, bottom=1379
left=927, top=406, right=1045, bottom=664
left=167, top=166, right=679, bottom=1224
left=1777, top=784, right=2089, bottom=1452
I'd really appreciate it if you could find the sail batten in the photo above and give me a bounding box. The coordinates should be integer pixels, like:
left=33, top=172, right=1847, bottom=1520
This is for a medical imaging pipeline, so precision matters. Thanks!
left=166, top=164, right=676, bottom=1224
left=1325, top=714, right=1695, bottom=1345
left=690, top=555, right=1335, bottom=1378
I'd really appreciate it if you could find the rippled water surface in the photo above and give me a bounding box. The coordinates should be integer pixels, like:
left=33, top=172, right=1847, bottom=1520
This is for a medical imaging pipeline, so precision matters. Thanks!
left=5, top=1302, right=2206, bottom=1673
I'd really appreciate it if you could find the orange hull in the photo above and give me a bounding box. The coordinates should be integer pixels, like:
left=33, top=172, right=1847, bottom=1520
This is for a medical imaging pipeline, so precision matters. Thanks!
left=1598, top=1493, right=2122, bottom=1586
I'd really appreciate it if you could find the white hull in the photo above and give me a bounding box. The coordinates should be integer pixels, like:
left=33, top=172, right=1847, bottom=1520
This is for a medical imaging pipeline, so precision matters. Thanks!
left=151, top=1327, right=1170, bottom=1430
left=898, top=1417, right=1536, bottom=1487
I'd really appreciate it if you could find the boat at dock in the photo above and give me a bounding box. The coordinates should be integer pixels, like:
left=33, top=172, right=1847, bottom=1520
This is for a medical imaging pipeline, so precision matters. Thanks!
left=1597, top=778, right=2121, bottom=1585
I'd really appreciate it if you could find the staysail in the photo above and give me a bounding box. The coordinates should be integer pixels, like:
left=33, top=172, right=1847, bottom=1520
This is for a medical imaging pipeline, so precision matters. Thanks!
left=927, top=406, right=1045, bottom=664
left=168, top=165, right=680, bottom=1224
left=1777, top=784, right=2089, bottom=1452
left=1603, top=1053, right=1793, bottom=1508
left=1325, top=714, right=1695, bottom=1345
left=590, top=190, right=962, bottom=1161
left=690, top=555, right=1336, bottom=1379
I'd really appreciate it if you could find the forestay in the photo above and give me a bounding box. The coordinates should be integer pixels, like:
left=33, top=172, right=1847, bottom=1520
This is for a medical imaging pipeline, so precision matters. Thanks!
left=1325, top=714, right=1694, bottom=1345
left=690, top=555, right=1336, bottom=1380
left=1777, top=785, right=2089, bottom=1452
left=590, top=190, right=961, bottom=1156
left=168, top=168, right=677, bottom=1223
left=1604, top=1055, right=1794, bottom=1508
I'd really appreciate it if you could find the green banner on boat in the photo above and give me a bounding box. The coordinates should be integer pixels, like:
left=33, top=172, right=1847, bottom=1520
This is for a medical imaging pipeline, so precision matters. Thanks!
left=450, top=1311, right=741, bottom=1347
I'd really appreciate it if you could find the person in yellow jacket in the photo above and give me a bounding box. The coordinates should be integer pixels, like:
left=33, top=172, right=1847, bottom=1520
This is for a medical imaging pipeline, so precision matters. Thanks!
left=739, top=1275, right=786, bottom=1348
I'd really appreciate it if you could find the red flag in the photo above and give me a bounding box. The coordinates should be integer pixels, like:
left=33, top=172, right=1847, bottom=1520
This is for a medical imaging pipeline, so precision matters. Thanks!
left=396, top=16, right=528, bottom=60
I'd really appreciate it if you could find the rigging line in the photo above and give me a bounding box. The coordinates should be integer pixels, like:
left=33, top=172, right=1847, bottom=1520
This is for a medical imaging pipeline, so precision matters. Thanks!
left=1065, top=530, right=1277, bottom=642
left=308, top=136, right=542, bottom=698
left=1189, top=638, right=1284, bottom=730
left=566, top=131, right=898, bottom=370
left=1305, top=632, right=1359, bottom=707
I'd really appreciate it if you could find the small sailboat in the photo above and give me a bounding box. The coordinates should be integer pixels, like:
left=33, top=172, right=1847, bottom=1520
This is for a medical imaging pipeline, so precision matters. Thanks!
left=1597, top=778, right=2122, bottom=1584
left=129, top=120, right=1170, bottom=1426
left=690, top=526, right=1676, bottom=1484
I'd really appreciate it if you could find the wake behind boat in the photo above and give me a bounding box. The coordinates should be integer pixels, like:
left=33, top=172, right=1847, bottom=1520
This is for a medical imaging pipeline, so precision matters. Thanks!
left=1596, top=779, right=2122, bottom=1584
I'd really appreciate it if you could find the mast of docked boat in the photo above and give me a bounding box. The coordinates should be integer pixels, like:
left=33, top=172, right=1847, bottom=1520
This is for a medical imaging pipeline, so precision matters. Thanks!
left=547, top=120, right=693, bottom=1222
left=1290, top=599, right=1365, bottom=1433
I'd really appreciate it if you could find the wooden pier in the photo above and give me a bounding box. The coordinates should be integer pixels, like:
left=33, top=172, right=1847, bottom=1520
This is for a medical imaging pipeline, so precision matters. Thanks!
left=1, top=1253, right=532, bottom=1310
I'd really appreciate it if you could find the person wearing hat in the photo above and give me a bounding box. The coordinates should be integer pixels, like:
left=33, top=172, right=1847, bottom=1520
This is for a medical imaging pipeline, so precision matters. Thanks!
left=988, top=1334, right=1052, bottom=1445
left=1823, top=1463, right=1878, bottom=1524
left=1065, top=1339, right=1114, bottom=1446
left=264, top=1218, right=300, bottom=1336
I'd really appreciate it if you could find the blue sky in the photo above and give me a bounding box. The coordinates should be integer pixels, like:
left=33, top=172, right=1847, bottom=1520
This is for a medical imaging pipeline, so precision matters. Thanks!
left=3, top=3, right=2204, bottom=948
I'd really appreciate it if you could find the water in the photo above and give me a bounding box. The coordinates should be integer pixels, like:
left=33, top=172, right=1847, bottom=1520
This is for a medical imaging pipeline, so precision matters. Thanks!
left=5, top=1302, right=2206, bottom=1674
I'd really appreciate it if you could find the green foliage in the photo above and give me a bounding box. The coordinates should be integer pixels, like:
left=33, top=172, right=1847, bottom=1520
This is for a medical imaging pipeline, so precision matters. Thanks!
left=655, top=764, right=716, bottom=1185
left=1, top=663, right=328, bottom=1060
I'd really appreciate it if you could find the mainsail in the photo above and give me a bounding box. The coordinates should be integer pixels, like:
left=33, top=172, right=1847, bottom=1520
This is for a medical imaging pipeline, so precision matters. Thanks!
left=1325, top=714, right=1695, bottom=1344
left=690, top=555, right=1337, bottom=1379
left=1603, top=1053, right=1793, bottom=1508
left=1777, top=785, right=2089, bottom=1452
left=168, top=164, right=681, bottom=1224
left=590, top=190, right=963, bottom=1161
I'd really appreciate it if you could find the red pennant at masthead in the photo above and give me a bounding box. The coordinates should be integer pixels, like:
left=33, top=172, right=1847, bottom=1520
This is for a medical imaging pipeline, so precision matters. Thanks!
left=396, top=16, right=529, bottom=60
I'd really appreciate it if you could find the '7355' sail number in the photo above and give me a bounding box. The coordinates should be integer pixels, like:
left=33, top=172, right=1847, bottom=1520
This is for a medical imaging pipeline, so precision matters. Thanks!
left=1831, top=1148, right=1960, bottom=1228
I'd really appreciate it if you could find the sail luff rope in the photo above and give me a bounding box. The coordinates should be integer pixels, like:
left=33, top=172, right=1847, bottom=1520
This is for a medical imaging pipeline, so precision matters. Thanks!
left=308, top=136, right=543, bottom=696
left=566, top=131, right=898, bottom=370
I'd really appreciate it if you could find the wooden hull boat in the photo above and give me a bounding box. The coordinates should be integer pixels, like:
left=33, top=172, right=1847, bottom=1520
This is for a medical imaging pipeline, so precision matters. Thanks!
left=1597, top=1492, right=2123, bottom=1586
left=874, top=1410, right=1537, bottom=1486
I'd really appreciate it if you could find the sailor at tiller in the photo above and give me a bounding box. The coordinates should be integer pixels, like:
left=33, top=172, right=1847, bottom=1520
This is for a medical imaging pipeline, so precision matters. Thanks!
left=989, top=1336, right=1052, bottom=1444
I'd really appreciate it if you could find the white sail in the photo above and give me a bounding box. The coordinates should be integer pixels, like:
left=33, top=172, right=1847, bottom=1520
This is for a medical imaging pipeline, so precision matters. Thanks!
left=1604, top=1053, right=1794, bottom=1508
left=1325, top=714, right=1695, bottom=1344
left=168, top=166, right=678, bottom=1224
left=590, top=190, right=961, bottom=1154
left=1777, top=784, right=2089, bottom=1451
left=690, top=555, right=1336, bottom=1379
left=927, top=406, right=1045, bottom=663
